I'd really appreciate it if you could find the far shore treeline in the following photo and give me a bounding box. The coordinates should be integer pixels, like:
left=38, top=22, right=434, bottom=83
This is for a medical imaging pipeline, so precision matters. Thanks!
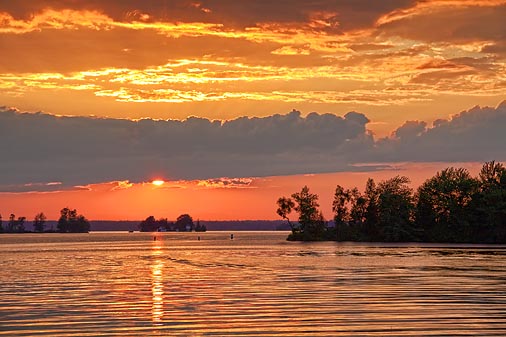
left=139, top=214, right=206, bottom=232
left=277, top=161, right=506, bottom=243
left=0, top=209, right=207, bottom=233
left=0, top=207, right=90, bottom=233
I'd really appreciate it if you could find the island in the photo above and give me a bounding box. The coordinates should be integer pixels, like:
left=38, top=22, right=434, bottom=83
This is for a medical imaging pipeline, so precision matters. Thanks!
left=0, top=207, right=90, bottom=233
left=139, top=213, right=206, bottom=232
left=277, top=161, right=506, bottom=243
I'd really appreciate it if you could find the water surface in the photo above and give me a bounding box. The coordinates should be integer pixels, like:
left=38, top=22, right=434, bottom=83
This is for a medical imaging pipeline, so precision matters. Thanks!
left=1, top=232, right=505, bottom=336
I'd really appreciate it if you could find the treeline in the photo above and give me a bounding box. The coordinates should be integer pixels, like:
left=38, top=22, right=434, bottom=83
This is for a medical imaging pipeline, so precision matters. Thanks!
left=277, top=161, right=506, bottom=243
left=0, top=208, right=90, bottom=233
left=139, top=213, right=206, bottom=232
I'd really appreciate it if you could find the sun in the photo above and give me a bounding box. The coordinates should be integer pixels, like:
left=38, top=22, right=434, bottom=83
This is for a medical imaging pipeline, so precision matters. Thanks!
left=152, top=180, right=165, bottom=186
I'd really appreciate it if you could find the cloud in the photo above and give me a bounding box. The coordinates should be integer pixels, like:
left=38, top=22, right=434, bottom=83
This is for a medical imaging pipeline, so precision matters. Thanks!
left=393, top=120, right=427, bottom=139
left=377, top=101, right=506, bottom=162
left=376, top=1, right=506, bottom=44
left=482, top=42, right=506, bottom=57
left=1, top=101, right=505, bottom=192
left=0, top=1, right=414, bottom=31
left=1, top=2, right=505, bottom=109
left=0, top=107, right=373, bottom=191
left=196, top=178, right=254, bottom=189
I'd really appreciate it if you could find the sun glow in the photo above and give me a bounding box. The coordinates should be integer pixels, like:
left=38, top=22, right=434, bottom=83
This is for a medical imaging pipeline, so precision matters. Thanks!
left=152, top=180, right=165, bottom=186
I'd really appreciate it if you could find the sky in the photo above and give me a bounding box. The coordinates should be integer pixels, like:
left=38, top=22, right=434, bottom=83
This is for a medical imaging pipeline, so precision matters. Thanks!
left=0, top=0, right=505, bottom=221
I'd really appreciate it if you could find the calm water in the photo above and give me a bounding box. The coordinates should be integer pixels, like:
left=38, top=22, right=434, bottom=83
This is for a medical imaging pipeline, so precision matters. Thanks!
left=1, top=232, right=505, bottom=336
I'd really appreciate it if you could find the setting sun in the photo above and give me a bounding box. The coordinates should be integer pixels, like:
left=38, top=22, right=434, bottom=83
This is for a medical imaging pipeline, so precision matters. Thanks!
left=152, top=180, right=165, bottom=186
left=1, top=1, right=505, bottom=336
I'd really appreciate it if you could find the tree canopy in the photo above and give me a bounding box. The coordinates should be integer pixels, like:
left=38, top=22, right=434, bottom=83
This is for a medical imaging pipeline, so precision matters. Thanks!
left=57, top=208, right=90, bottom=233
left=5, top=214, right=26, bottom=233
left=277, top=186, right=327, bottom=240
left=139, top=214, right=199, bottom=232
left=33, top=212, right=47, bottom=233
left=416, top=167, right=478, bottom=242
left=277, top=161, right=506, bottom=243
left=175, top=214, right=194, bottom=232
left=139, top=215, right=161, bottom=232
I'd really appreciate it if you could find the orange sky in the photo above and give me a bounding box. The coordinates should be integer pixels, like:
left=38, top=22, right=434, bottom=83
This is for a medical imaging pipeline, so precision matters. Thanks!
left=0, top=162, right=485, bottom=221
left=0, top=1, right=505, bottom=220
left=1, top=1, right=505, bottom=135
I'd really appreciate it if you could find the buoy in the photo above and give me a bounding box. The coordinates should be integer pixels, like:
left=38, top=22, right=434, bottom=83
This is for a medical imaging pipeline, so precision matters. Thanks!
left=230, top=233, right=234, bottom=240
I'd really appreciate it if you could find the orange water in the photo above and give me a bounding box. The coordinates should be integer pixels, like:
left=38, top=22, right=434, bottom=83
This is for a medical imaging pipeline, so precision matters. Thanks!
left=1, top=232, right=505, bottom=336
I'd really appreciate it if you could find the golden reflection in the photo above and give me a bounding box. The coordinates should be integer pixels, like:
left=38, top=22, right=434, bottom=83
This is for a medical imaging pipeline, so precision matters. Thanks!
left=151, top=237, right=164, bottom=323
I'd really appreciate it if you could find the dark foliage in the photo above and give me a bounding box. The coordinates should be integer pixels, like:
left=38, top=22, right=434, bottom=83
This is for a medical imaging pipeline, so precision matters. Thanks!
left=469, top=161, right=506, bottom=243
left=277, top=186, right=329, bottom=241
left=3, top=213, right=26, bottom=233
left=33, top=212, right=47, bottom=232
left=415, top=168, right=478, bottom=242
left=278, top=161, right=506, bottom=243
left=57, top=208, right=90, bottom=233
left=175, top=214, right=194, bottom=232
left=139, top=216, right=162, bottom=232
left=139, top=214, right=198, bottom=232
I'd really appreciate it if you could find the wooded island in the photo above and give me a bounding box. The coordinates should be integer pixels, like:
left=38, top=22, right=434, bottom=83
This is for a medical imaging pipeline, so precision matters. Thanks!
left=277, top=161, right=506, bottom=243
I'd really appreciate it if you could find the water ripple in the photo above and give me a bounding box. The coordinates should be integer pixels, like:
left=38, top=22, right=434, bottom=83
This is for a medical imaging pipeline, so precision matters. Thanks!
left=1, top=232, right=506, bottom=336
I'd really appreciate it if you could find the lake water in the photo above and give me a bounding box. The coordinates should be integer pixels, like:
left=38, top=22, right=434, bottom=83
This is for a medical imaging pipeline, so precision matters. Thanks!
left=1, top=232, right=506, bottom=336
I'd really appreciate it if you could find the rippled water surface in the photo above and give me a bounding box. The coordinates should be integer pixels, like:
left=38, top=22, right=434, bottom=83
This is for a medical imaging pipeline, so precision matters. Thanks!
left=1, top=232, right=506, bottom=336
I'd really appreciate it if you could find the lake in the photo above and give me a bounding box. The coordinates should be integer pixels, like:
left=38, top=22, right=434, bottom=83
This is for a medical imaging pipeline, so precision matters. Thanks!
left=1, top=232, right=505, bottom=336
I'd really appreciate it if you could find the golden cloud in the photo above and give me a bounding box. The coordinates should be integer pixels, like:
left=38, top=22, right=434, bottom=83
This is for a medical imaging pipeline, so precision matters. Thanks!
left=0, top=3, right=505, bottom=111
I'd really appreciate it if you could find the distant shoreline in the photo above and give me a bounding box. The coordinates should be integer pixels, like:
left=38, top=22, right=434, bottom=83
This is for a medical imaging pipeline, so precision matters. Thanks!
left=0, top=230, right=506, bottom=250
left=1, top=220, right=291, bottom=232
left=3, top=231, right=506, bottom=247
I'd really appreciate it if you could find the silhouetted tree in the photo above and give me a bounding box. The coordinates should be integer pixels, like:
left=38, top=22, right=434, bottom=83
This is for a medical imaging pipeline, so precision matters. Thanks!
left=276, top=196, right=296, bottom=231
left=415, top=167, right=478, bottom=242
left=0, top=214, right=3, bottom=233
left=57, top=208, right=90, bottom=233
left=332, top=179, right=404, bottom=242
left=376, top=176, right=416, bottom=242
left=175, top=214, right=194, bottom=231
left=7, top=214, right=15, bottom=232
left=6, top=214, right=25, bottom=233
left=289, top=186, right=327, bottom=240
left=332, top=185, right=361, bottom=240
left=470, top=161, right=506, bottom=242
left=349, top=188, right=368, bottom=226
left=278, top=161, right=506, bottom=243
left=332, top=185, right=360, bottom=241
left=139, top=216, right=159, bottom=232
left=158, top=218, right=169, bottom=231
left=33, top=212, right=47, bottom=232
left=332, top=185, right=350, bottom=225
left=57, top=208, right=76, bottom=233
left=363, top=178, right=380, bottom=240
left=292, top=186, right=319, bottom=228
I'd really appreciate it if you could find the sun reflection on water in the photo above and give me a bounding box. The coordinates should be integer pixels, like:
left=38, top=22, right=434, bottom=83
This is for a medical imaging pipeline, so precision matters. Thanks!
left=151, top=236, right=164, bottom=323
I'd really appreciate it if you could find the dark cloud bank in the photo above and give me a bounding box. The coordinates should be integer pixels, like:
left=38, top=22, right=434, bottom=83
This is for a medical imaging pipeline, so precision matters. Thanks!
left=0, top=0, right=414, bottom=31
left=0, top=101, right=505, bottom=192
